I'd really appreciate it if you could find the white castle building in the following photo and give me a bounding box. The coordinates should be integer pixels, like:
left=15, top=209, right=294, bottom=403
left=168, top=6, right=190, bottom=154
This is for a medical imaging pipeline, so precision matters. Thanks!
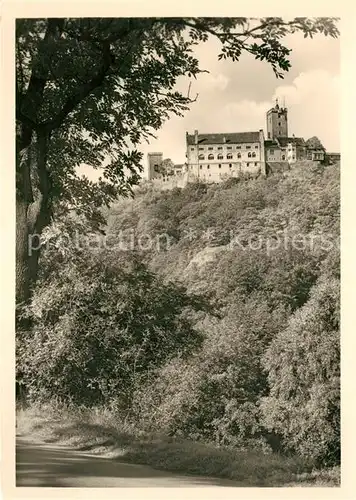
left=185, top=129, right=266, bottom=182
left=146, top=100, right=334, bottom=185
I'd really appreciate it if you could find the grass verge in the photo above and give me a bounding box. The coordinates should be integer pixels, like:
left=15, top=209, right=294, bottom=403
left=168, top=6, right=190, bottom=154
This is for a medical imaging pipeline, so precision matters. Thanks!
left=16, top=403, right=340, bottom=487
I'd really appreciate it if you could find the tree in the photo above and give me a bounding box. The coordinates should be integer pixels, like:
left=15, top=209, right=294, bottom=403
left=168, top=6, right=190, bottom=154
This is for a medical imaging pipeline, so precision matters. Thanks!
left=16, top=17, right=339, bottom=304
left=306, top=136, right=326, bottom=150
left=161, top=158, right=175, bottom=176
left=260, top=276, right=340, bottom=466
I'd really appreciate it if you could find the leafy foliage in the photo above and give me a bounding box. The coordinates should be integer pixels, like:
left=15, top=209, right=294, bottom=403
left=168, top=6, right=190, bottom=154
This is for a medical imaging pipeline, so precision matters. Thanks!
left=261, top=275, right=340, bottom=466
left=18, top=164, right=340, bottom=467
left=102, top=164, right=339, bottom=464
left=17, top=248, right=206, bottom=407
left=306, top=136, right=326, bottom=151
left=133, top=299, right=288, bottom=452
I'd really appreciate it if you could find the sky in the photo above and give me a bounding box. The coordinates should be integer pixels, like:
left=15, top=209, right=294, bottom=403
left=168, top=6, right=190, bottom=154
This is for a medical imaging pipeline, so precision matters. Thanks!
left=78, top=25, right=340, bottom=181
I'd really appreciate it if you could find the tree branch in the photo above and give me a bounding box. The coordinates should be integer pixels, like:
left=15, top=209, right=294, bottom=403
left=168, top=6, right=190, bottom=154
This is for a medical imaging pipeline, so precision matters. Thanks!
left=181, top=18, right=327, bottom=41
left=18, top=19, right=64, bottom=128
left=41, top=41, right=114, bottom=133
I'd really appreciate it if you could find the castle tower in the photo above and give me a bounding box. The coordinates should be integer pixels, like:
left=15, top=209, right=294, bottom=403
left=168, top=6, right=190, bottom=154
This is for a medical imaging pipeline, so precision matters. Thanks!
left=266, top=99, right=288, bottom=140
left=147, top=152, right=163, bottom=180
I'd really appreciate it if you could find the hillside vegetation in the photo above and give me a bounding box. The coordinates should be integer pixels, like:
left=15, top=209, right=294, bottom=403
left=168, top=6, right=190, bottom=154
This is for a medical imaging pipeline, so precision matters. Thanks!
left=17, top=163, right=340, bottom=480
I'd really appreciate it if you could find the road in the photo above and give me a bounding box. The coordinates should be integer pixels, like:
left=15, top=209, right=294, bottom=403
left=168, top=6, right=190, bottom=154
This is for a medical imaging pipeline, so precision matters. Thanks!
left=16, top=436, right=241, bottom=487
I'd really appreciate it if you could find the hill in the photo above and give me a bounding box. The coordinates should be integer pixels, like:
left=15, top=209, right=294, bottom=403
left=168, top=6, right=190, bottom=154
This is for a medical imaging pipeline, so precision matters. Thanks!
left=17, top=163, right=340, bottom=479
left=103, top=163, right=340, bottom=461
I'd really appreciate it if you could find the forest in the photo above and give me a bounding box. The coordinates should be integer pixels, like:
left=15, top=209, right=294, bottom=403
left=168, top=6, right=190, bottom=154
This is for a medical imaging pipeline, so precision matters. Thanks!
left=17, top=162, right=340, bottom=476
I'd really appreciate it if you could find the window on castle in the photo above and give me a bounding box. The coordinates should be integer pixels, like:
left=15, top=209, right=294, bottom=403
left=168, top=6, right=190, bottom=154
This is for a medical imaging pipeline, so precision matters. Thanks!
left=218, top=146, right=223, bottom=150
left=198, top=154, right=204, bottom=160
left=227, top=153, right=233, bottom=159
left=248, top=152, right=252, bottom=158
left=218, top=164, right=221, bottom=168
left=190, top=147, right=194, bottom=151
left=208, top=147, right=213, bottom=150
left=269, top=149, right=274, bottom=154
left=199, top=147, right=204, bottom=151
left=207, top=165, right=210, bottom=169
left=237, top=153, right=241, bottom=159
left=255, top=162, right=258, bottom=166
left=227, top=146, right=232, bottom=150
left=199, top=165, right=202, bottom=169
left=282, top=155, right=286, bottom=160
left=217, top=154, right=223, bottom=160
left=252, top=152, right=256, bottom=158
left=247, top=162, right=250, bottom=166
left=268, top=132, right=271, bottom=138
left=229, top=163, right=232, bottom=168
left=208, top=154, right=214, bottom=160
left=246, top=145, right=251, bottom=149
left=255, top=145, right=259, bottom=149
left=236, top=145, right=241, bottom=149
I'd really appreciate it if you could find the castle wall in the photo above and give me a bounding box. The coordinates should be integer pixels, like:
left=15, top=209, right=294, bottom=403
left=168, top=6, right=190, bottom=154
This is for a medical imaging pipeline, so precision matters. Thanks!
left=186, top=161, right=262, bottom=183
left=266, top=147, right=284, bottom=162
left=186, top=135, right=265, bottom=183
left=143, top=173, right=189, bottom=190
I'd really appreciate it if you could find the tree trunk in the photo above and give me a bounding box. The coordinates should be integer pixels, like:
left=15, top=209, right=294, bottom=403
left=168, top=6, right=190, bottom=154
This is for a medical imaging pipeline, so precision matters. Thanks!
left=16, top=132, right=52, bottom=307
left=16, top=198, right=51, bottom=306
left=16, top=197, right=32, bottom=306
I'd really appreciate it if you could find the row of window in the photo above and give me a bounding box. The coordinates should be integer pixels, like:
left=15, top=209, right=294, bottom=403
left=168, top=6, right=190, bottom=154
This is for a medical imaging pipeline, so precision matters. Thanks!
left=198, top=152, right=258, bottom=160
left=268, top=154, right=298, bottom=161
left=268, top=154, right=287, bottom=160
left=191, top=162, right=259, bottom=170
left=191, top=145, right=259, bottom=151
left=308, top=152, right=324, bottom=160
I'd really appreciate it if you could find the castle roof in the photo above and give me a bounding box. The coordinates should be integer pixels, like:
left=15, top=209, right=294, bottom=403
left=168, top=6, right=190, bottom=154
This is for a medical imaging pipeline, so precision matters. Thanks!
left=277, top=137, right=305, bottom=147
left=267, top=105, right=287, bottom=114
left=264, top=140, right=280, bottom=148
left=186, top=131, right=260, bottom=146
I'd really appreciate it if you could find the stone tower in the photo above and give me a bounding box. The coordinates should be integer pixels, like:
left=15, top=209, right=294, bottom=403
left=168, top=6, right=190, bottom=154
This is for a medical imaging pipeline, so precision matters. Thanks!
left=147, top=152, right=163, bottom=180
left=266, top=99, right=288, bottom=140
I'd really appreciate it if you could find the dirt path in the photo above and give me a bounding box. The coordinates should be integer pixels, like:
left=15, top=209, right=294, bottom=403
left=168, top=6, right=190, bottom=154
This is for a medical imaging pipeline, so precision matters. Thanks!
left=16, top=436, right=241, bottom=487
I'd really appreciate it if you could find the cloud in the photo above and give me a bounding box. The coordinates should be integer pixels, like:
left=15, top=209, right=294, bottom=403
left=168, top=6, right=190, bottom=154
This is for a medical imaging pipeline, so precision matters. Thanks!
left=220, top=70, right=340, bottom=150
left=273, top=69, right=337, bottom=105
left=223, top=99, right=272, bottom=129
left=199, top=72, right=230, bottom=91
left=273, top=70, right=340, bottom=149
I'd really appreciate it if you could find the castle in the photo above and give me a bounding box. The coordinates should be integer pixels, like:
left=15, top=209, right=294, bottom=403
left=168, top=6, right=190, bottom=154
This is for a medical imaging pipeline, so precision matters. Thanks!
left=147, top=100, right=336, bottom=184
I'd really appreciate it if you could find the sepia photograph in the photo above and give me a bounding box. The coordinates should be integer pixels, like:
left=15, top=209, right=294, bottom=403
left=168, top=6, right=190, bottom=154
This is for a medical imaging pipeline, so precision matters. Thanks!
left=9, top=12, right=343, bottom=490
